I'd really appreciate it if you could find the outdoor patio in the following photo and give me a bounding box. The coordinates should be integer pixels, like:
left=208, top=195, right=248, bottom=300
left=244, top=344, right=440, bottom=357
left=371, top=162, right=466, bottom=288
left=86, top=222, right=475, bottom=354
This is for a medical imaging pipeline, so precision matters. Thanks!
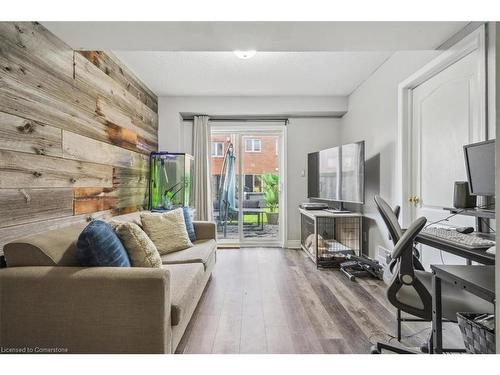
left=216, top=223, right=279, bottom=239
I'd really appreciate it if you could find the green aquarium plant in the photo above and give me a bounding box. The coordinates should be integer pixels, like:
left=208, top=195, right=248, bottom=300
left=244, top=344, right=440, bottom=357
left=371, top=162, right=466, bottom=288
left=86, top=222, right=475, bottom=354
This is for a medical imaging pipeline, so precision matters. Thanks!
left=149, top=152, right=194, bottom=210
left=163, top=181, right=184, bottom=209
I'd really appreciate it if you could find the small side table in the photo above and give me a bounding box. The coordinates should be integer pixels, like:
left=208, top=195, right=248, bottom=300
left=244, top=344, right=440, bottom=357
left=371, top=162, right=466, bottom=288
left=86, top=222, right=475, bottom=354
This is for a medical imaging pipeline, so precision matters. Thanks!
left=431, top=265, right=495, bottom=354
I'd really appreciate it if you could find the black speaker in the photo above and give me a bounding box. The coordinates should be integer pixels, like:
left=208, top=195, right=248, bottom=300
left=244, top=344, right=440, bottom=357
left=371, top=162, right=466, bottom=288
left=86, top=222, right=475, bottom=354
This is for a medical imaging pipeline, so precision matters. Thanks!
left=453, top=181, right=476, bottom=209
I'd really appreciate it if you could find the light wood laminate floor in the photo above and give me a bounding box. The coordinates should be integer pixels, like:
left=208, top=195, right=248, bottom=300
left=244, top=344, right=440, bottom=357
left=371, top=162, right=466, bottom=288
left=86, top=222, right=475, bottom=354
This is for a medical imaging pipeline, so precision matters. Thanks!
left=176, top=248, right=463, bottom=354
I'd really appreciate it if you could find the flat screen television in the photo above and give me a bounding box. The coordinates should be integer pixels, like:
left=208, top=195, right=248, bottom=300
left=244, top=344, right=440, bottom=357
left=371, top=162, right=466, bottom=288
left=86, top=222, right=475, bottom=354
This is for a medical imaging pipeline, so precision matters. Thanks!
left=308, top=141, right=365, bottom=204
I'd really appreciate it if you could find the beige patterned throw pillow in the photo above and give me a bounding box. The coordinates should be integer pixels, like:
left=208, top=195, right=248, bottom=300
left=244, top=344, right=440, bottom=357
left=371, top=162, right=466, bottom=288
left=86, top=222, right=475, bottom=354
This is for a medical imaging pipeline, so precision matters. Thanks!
left=110, top=221, right=162, bottom=268
left=140, top=209, right=193, bottom=255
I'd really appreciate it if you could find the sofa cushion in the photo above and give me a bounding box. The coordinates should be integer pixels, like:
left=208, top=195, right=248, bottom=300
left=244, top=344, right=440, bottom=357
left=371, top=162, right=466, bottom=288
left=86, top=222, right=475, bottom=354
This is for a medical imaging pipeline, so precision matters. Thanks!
left=110, top=221, right=162, bottom=268
left=161, top=239, right=216, bottom=270
left=76, top=220, right=131, bottom=267
left=107, top=211, right=144, bottom=227
left=3, top=222, right=87, bottom=267
left=140, top=209, right=193, bottom=255
left=182, top=207, right=196, bottom=242
left=163, top=263, right=205, bottom=326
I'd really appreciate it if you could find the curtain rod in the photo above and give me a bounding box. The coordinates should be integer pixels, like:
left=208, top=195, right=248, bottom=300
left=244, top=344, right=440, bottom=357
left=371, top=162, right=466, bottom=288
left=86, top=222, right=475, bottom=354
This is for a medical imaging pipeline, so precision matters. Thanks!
left=208, top=118, right=288, bottom=123
left=184, top=117, right=289, bottom=124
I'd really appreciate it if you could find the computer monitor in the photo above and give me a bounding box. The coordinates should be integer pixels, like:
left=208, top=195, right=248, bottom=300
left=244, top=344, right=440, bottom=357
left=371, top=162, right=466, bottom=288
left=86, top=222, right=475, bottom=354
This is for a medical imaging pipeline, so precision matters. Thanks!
left=463, top=139, right=495, bottom=196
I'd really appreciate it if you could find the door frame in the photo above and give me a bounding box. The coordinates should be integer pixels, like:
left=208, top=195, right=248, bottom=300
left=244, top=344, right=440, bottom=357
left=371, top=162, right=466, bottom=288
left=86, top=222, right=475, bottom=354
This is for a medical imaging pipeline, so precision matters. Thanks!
left=397, top=25, right=486, bottom=227
left=210, top=122, right=287, bottom=247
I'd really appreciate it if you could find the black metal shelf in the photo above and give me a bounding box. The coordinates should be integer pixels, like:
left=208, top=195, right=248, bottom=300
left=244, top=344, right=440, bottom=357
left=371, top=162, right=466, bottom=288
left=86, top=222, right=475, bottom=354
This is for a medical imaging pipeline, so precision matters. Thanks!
left=443, top=207, right=495, bottom=219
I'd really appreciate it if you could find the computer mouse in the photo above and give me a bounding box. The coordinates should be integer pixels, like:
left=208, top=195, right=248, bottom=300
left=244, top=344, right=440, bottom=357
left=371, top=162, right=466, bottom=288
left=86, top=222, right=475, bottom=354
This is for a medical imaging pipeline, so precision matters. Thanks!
left=456, top=226, right=474, bottom=234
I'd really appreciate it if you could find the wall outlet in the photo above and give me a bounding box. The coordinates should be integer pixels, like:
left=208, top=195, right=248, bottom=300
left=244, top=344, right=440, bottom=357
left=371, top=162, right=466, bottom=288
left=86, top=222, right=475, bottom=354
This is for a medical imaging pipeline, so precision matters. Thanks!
left=375, top=245, right=391, bottom=270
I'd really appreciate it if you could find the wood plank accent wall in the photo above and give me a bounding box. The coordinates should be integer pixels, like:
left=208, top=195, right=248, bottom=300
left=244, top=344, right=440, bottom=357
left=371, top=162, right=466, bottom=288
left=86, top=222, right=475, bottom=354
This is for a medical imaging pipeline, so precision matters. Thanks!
left=0, top=22, right=158, bottom=253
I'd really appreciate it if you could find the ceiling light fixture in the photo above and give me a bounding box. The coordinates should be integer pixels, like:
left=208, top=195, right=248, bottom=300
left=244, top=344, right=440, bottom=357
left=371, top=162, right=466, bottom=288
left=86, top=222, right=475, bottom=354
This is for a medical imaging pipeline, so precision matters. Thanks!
left=233, top=50, right=257, bottom=59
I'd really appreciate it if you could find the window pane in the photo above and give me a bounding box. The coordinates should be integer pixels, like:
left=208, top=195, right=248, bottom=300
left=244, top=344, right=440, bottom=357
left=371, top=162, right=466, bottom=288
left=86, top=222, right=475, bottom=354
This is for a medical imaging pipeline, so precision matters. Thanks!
left=254, top=139, right=261, bottom=152
left=211, top=142, right=223, bottom=156
left=244, top=175, right=253, bottom=192
left=245, top=139, right=252, bottom=151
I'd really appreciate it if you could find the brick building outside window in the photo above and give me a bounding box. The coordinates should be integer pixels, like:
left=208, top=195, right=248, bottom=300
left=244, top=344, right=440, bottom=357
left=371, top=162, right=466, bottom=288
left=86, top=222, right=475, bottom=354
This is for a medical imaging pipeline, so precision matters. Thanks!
left=211, top=134, right=279, bottom=196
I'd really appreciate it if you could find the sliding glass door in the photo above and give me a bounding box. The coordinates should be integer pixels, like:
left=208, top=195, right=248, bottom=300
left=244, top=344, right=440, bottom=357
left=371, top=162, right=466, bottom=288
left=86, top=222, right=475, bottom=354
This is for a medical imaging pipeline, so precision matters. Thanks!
left=210, top=122, right=285, bottom=247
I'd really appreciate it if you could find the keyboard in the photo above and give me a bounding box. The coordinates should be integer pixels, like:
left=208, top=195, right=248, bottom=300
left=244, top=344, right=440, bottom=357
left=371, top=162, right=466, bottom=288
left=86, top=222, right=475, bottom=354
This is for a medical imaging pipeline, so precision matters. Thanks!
left=421, top=227, right=495, bottom=250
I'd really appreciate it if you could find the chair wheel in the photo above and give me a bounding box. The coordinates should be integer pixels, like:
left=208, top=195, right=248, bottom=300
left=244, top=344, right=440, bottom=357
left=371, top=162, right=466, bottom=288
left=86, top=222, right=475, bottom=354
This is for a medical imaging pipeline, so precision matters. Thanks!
left=370, top=345, right=381, bottom=354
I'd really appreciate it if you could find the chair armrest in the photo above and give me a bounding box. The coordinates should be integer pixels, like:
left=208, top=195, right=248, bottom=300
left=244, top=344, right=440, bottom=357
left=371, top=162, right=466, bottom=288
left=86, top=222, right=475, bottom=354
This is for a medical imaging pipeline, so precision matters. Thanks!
left=0, top=266, right=171, bottom=353
left=193, top=221, right=217, bottom=240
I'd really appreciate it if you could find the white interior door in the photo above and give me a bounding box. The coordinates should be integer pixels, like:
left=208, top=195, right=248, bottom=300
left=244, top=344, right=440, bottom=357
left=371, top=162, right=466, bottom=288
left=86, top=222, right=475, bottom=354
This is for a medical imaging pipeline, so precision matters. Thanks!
left=410, top=46, right=486, bottom=268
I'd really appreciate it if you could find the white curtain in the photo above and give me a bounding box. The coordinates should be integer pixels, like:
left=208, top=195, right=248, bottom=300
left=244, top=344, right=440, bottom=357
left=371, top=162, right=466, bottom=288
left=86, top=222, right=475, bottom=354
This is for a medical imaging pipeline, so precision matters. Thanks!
left=192, top=115, right=213, bottom=221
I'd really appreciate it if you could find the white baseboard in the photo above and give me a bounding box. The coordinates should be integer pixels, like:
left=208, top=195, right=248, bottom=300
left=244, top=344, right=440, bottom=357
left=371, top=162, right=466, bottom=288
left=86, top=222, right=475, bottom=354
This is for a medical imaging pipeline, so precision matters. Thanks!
left=286, top=240, right=301, bottom=249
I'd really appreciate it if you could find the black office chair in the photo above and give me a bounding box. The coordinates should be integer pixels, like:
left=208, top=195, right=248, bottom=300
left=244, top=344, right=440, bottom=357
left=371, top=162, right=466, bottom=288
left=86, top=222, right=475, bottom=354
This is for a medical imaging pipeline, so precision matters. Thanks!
left=371, top=196, right=494, bottom=354
left=340, top=201, right=423, bottom=281
left=374, top=196, right=424, bottom=272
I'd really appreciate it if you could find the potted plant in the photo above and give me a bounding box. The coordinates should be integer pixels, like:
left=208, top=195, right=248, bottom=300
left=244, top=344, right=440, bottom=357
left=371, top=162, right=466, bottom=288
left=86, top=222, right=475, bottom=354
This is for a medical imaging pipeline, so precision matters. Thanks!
left=262, top=173, right=279, bottom=225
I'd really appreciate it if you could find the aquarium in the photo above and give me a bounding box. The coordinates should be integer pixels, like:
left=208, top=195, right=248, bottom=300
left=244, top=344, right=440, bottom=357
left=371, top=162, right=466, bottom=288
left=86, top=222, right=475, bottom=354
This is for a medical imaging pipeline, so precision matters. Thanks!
left=149, top=152, right=194, bottom=210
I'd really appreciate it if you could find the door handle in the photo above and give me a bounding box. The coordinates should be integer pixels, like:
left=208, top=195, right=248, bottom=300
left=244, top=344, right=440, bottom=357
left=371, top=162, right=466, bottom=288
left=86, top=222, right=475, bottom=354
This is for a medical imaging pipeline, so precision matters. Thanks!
left=408, top=196, right=420, bottom=206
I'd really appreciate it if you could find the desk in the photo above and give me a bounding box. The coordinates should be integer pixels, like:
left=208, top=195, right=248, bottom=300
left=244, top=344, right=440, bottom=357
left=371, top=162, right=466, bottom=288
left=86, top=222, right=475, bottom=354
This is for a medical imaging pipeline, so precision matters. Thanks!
left=431, top=265, right=495, bottom=353
left=415, top=232, right=495, bottom=265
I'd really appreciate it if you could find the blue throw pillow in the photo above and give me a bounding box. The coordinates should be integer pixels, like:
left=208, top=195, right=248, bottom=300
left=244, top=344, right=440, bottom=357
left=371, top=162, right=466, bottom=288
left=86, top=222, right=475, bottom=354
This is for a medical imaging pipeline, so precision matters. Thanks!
left=76, top=220, right=131, bottom=267
left=182, top=206, right=196, bottom=242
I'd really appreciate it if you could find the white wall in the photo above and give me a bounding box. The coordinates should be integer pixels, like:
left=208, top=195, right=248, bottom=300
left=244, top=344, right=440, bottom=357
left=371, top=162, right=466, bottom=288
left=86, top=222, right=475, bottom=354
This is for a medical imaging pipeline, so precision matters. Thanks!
left=158, top=96, right=347, bottom=152
left=286, top=118, right=341, bottom=246
left=157, top=96, right=344, bottom=245
left=340, top=51, right=439, bottom=258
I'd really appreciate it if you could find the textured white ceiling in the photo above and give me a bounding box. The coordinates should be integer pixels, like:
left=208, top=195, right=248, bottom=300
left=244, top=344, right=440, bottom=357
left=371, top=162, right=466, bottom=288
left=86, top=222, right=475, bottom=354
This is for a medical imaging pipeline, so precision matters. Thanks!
left=43, top=21, right=468, bottom=51
left=113, top=51, right=393, bottom=96
left=42, top=21, right=468, bottom=96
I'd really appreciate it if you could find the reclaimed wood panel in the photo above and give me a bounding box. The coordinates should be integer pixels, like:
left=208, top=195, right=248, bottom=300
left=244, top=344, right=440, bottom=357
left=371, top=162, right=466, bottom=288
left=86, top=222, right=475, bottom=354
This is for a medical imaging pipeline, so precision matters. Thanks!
left=0, top=25, right=153, bottom=155
left=0, top=67, right=108, bottom=141
left=0, top=22, right=73, bottom=79
left=0, top=111, right=62, bottom=157
left=113, top=167, right=149, bottom=188
left=62, top=131, right=149, bottom=170
left=73, top=187, right=148, bottom=215
left=0, top=22, right=157, bottom=253
left=74, top=53, right=158, bottom=132
left=0, top=188, right=73, bottom=228
left=79, top=51, right=158, bottom=112
left=0, top=150, right=113, bottom=188
left=0, top=210, right=113, bottom=251
left=96, top=96, right=158, bottom=153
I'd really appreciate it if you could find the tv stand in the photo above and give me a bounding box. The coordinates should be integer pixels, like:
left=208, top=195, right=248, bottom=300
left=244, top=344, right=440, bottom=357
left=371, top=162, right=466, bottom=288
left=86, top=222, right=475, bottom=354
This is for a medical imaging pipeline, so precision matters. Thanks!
left=299, top=208, right=362, bottom=268
left=325, top=208, right=351, bottom=214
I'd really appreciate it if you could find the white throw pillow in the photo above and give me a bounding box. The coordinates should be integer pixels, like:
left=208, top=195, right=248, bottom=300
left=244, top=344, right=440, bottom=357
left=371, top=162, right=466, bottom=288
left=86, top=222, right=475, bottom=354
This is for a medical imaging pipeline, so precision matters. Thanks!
left=110, top=220, right=162, bottom=268
left=140, top=209, right=193, bottom=255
